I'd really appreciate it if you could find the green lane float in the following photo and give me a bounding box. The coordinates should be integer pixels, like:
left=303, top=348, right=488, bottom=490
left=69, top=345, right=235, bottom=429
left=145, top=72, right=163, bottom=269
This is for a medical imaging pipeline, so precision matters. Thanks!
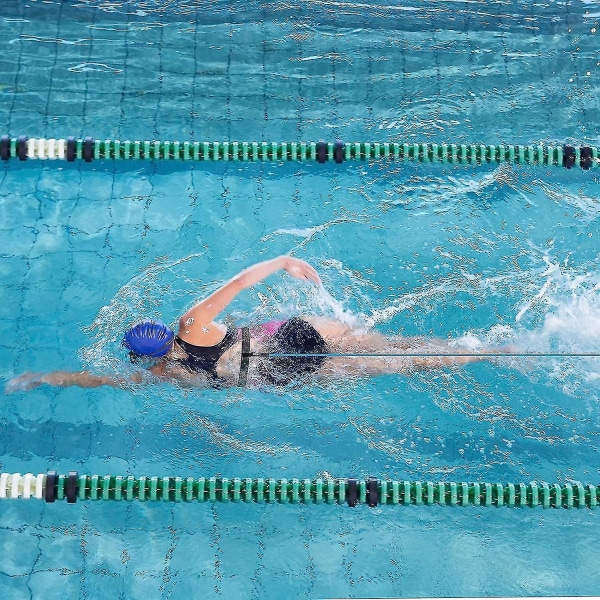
left=0, top=135, right=597, bottom=168
left=0, top=471, right=597, bottom=508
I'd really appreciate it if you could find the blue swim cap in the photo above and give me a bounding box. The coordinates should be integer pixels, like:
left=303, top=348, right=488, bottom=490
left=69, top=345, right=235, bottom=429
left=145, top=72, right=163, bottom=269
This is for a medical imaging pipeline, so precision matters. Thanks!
left=122, top=320, right=175, bottom=358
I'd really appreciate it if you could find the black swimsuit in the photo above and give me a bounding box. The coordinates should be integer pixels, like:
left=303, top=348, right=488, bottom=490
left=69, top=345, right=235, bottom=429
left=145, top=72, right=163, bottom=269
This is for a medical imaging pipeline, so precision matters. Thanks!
left=175, top=329, right=237, bottom=380
left=175, top=318, right=329, bottom=386
left=241, top=318, right=330, bottom=386
left=258, top=318, right=329, bottom=386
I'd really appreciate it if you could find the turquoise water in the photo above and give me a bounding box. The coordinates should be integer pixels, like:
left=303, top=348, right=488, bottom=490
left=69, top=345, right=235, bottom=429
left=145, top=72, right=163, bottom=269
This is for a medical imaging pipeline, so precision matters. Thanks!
left=1, top=1, right=600, bottom=598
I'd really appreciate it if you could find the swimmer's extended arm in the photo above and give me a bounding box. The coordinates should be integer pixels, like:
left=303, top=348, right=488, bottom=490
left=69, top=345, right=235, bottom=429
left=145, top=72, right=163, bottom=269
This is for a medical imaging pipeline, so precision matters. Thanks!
left=181, top=255, right=321, bottom=326
left=4, top=370, right=141, bottom=393
left=5, top=364, right=211, bottom=393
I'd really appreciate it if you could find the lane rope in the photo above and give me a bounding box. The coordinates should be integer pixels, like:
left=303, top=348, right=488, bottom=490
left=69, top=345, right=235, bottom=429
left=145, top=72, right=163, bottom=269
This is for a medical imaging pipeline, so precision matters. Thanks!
left=1, top=472, right=597, bottom=509
left=1, top=136, right=598, bottom=168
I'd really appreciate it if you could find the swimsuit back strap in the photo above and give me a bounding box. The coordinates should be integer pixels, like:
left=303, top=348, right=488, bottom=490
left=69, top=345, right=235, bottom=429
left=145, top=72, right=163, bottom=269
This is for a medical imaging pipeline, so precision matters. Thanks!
left=238, top=327, right=251, bottom=386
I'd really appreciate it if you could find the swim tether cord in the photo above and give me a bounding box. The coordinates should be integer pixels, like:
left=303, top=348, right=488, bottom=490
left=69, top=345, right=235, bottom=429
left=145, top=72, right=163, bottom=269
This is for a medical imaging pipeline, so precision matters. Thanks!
left=0, top=471, right=598, bottom=509
left=1, top=136, right=598, bottom=168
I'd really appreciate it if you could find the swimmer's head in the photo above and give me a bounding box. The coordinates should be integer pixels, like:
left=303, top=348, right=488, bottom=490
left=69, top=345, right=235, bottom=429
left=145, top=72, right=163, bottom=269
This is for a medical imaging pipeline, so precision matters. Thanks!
left=122, top=320, right=175, bottom=359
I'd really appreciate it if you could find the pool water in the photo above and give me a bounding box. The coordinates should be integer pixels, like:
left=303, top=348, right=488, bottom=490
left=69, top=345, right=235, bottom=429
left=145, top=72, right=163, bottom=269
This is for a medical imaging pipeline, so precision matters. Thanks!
left=1, top=0, right=600, bottom=598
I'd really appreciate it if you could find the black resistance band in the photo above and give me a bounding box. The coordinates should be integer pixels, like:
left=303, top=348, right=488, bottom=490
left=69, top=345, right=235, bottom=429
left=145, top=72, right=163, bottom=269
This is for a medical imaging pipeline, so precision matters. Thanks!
left=238, top=327, right=251, bottom=386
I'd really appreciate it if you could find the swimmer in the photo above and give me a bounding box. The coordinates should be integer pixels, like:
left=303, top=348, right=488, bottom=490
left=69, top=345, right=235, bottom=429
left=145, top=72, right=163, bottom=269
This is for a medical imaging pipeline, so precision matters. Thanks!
left=5, top=256, right=500, bottom=393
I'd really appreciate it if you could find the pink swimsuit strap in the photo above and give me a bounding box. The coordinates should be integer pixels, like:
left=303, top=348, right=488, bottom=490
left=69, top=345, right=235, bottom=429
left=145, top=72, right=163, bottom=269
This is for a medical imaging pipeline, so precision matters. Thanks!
left=238, top=320, right=285, bottom=342
left=259, top=320, right=285, bottom=336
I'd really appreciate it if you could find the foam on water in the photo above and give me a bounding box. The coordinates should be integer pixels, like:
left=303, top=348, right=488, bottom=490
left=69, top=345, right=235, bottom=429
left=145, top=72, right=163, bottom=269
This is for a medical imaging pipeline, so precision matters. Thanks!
left=455, top=251, right=600, bottom=392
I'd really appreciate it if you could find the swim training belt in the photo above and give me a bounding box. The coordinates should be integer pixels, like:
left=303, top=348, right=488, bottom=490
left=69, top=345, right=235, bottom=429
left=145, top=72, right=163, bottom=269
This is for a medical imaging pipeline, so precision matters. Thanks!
left=122, top=320, right=175, bottom=357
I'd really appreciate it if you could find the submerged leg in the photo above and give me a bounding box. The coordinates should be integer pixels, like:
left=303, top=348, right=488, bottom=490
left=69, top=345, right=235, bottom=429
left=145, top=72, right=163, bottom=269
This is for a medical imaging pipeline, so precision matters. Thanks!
left=322, top=351, right=485, bottom=378
left=303, top=316, right=489, bottom=376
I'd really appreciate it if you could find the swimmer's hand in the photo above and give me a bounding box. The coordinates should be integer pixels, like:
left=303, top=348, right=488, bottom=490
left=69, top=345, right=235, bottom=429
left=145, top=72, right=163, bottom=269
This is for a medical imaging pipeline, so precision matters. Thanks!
left=282, top=257, right=321, bottom=285
left=5, top=372, right=47, bottom=393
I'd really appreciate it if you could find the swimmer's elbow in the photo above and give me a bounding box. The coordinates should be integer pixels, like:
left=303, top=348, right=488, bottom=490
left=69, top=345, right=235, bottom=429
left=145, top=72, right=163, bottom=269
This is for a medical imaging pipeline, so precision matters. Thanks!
left=231, top=272, right=251, bottom=291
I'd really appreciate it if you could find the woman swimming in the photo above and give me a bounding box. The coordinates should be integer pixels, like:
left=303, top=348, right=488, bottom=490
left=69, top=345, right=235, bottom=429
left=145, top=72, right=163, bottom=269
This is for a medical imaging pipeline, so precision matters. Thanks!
left=5, top=255, right=494, bottom=393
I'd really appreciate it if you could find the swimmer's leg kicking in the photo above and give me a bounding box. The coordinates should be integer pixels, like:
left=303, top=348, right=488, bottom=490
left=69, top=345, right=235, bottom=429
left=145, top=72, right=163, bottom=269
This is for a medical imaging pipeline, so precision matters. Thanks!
left=302, top=316, right=491, bottom=375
